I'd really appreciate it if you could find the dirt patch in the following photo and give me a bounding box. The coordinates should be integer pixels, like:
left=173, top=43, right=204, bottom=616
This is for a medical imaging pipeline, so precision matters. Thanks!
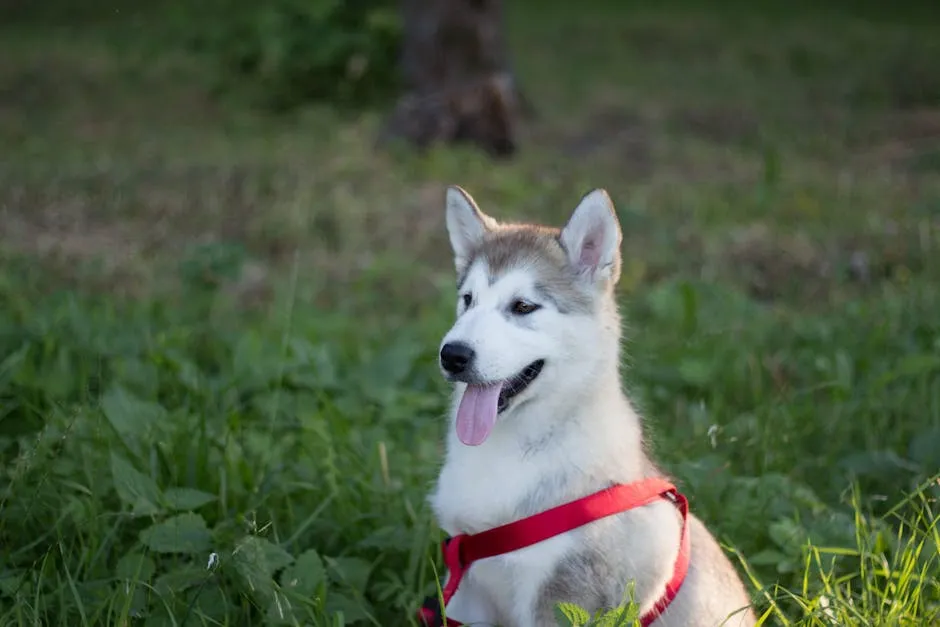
left=2, top=212, right=143, bottom=269
left=720, top=223, right=832, bottom=303
left=837, top=224, right=938, bottom=285
left=0, top=64, right=99, bottom=113
left=618, top=17, right=722, bottom=61
left=0, top=210, right=152, bottom=298
left=668, top=106, right=761, bottom=146
left=0, top=180, right=283, bottom=305
left=717, top=215, right=940, bottom=304
left=849, top=45, right=940, bottom=110
left=1, top=164, right=284, bottom=238
left=559, top=105, right=653, bottom=180
left=0, top=158, right=456, bottom=309
left=0, top=162, right=281, bottom=298
left=0, top=44, right=221, bottom=144
left=842, top=109, right=940, bottom=173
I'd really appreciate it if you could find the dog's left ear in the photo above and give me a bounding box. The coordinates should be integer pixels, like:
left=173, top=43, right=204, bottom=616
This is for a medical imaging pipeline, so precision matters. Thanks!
left=559, top=189, right=623, bottom=286
left=445, top=186, right=497, bottom=271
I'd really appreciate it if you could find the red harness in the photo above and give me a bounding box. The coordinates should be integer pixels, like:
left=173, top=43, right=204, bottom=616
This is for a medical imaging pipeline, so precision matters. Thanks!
left=417, top=477, right=691, bottom=627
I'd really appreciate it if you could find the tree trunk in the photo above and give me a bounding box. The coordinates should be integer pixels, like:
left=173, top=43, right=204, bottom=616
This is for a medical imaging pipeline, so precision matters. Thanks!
left=380, top=0, right=524, bottom=158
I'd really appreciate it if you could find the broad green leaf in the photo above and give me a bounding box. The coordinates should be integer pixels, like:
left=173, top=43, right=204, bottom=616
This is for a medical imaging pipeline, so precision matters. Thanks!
left=768, top=518, right=806, bottom=554
left=154, top=565, right=208, bottom=597
left=593, top=603, right=641, bottom=626
left=163, top=487, right=217, bottom=511
left=193, top=585, right=229, bottom=623
left=232, top=332, right=281, bottom=384
left=324, top=591, right=374, bottom=624
left=110, top=453, right=163, bottom=516
left=280, top=549, right=326, bottom=597
left=0, top=570, right=23, bottom=597
left=840, top=449, right=918, bottom=479
left=116, top=553, right=156, bottom=581
left=908, top=427, right=940, bottom=469
left=287, top=338, right=338, bottom=390
left=553, top=602, right=590, bottom=627
left=233, top=536, right=295, bottom=597
left=140, top=513, right=212, bottom=554
left=265, top=589, right=300, bottom=625
left=111, top=357, right=160, bottom=398
left=324, top=556, right=373, bottom=592
left=879, top=354, right=940, bottom=388
left=0, top=342, right=29, bottom=386
left=101, top=385, right=166, bottom=446
left=645, top=280, right=685, bottom=322
left=114, top=585, right=149, bottom=620
left=41, top=347, right=74, bottom=398
left=677, top=358, right=714, bottom=388
left=746, top=549, right=789, bottom=567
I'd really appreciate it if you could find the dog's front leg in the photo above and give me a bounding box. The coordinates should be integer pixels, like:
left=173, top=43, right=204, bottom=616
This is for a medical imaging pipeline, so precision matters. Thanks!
left=517, top=595, right=559, bottom=627
left=439, top=571, right=499, bottom=627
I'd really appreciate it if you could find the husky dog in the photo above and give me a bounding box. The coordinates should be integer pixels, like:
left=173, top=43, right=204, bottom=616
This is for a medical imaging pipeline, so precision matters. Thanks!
left=426, top=186, right=758, bottom=627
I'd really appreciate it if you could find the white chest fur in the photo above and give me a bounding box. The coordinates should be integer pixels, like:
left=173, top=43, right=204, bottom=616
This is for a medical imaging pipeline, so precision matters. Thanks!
left=429, top=420, right=584, bottom=624
left=428, top=394, right=652, bottom=624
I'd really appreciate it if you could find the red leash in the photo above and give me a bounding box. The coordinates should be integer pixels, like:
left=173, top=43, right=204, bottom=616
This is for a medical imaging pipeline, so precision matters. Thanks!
left=418, top=477, right=690, bottom=626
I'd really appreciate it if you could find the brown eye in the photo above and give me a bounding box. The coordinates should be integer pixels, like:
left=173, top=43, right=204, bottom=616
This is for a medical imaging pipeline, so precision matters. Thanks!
left=511, top=300, right=540, bottom=315
left=462, top=293, right=472, bottom=307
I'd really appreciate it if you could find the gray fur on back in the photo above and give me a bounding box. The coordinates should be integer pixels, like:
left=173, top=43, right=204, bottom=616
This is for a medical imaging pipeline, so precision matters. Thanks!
left=531, top=512, right=757, bottom=626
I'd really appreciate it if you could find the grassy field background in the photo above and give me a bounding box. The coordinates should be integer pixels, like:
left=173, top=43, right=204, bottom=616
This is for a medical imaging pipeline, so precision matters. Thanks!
left=1, top=0, right=939, bottom=625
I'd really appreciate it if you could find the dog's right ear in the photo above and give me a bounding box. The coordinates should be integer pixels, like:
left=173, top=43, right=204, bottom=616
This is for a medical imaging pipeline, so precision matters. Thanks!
left=445, top=186, right=496, bottom=271
left=560, top=189, right=623, bottom=287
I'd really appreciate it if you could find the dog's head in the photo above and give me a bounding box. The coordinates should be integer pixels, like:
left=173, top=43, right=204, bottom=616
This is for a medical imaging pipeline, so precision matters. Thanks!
left=438, top=185, right=624, bottom=446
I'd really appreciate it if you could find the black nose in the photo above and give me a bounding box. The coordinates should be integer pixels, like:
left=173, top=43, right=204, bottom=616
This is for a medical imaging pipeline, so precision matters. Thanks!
left=440, top=342, right=475, bottom=375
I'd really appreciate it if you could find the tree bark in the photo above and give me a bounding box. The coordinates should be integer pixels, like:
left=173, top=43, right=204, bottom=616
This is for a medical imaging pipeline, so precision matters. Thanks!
left=380, top=0, right=524, bottom=158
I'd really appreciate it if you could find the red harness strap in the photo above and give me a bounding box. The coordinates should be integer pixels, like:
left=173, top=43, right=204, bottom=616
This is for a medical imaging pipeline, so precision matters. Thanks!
left=417, top=477, right=691, bottom=627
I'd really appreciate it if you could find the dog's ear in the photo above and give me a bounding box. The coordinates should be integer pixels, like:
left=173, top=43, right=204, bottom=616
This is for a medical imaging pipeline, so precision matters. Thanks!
left=445, top=186, right=497, bottom=271
left=559, top=189, right=623, bottom=286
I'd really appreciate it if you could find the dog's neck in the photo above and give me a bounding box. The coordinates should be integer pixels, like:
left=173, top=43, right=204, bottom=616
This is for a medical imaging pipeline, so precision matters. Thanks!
left=505, top=368, right=642, bottom=457
left=439, top=358, right=650, bottom=532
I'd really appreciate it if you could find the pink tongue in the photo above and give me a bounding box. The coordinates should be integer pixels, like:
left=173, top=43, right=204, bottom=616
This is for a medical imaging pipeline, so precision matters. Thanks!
left=455, top=383, right=502, bottom=446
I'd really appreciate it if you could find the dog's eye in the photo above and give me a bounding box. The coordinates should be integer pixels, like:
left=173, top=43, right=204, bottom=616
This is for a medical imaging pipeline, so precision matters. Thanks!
left=462, top=293, right=472, bottom=308
left=511, top=300, right=540, bottom=315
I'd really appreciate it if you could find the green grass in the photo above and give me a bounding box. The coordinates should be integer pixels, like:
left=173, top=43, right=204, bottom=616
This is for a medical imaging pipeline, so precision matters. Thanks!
left=1, top=0, right=940, bottom=625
